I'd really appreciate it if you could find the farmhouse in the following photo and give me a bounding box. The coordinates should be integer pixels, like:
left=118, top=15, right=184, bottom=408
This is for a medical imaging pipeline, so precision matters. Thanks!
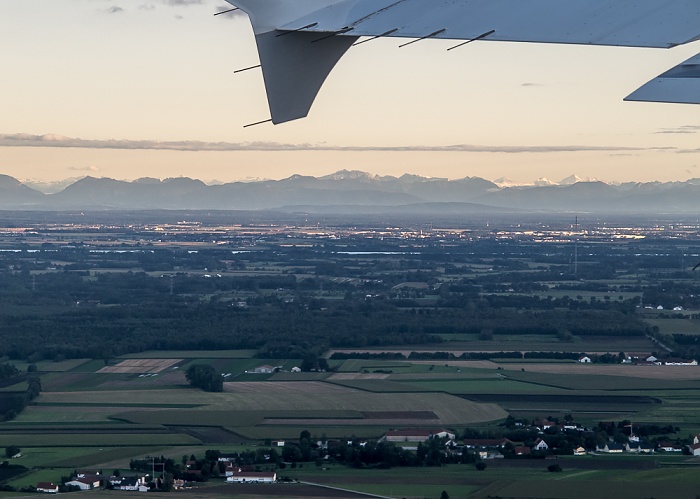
left=628, top=442, right=655, bottom=453
left=65, top=477, right=100, bottom=490
left=533, top=438, right=549, bottom=451
left=381, top=428, right=456, bottom=442
left=217, top=453, right=238, bottom=463
left=658, top=442, right=683, bottom=452
left=463, top=438, right=512, bottom=448
left=477, top=450, right=504, bottom=460
left=252, top=365, right=275, bottom=374
left=534, top=419, right=558, bottom=431
left=76, top=470, right=100, bottom=478
left=689, top=443, right=700, bottom=456
left=597, top=442, right=625, bottom=453
left=36, top=482, right=59, bottom=493
left=658, top=358, right=698, bottom=366
left=227, top=471, right=277, bottom=483
left=578, top=355, right=592, bottom=363
left=573, top=446, right=587, bottom=456
left=109, top=476, right=148, bottom=491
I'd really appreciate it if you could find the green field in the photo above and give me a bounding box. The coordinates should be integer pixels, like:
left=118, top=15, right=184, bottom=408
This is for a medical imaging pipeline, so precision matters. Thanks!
left=645, top=318, right=700, bottom=335
left=0, top=349, right=699, bottom=498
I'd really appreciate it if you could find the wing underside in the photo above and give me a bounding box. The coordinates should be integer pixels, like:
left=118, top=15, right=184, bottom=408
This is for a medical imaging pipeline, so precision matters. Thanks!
left=282, top=0, right=700, bottom=48
left=625, top=53, right=700, bottom=105
left=226, top=0, right=700, bottom=123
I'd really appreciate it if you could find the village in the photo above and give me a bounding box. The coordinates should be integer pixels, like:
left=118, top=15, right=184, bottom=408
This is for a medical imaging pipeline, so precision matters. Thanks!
left=26, top=421, right=700, bottom=494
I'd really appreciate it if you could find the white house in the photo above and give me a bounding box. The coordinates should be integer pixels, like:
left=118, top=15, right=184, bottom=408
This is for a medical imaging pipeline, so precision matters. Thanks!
left=627, top=442, right=654, bottom=453
left=65, top=477, right=100, bottom=490
left=690, top=443, right=700, bottom=456
left=463, top=438, right=512, bottom=449
left=573, top=446, right=587, bottom=456
left=578, top=355, right=592, bottom=363
left=252, top=365, right=275, bottom=374
left=533, top=438, right=549, bottom=451
left=109, top=476, right=148, bottom=491
left=661, top=359, right=698, bottom=366
left=596, top=442, right=625, bottom=453
left=658, top=442, right=682, bottom=452
left=227, top=471, right=276, bottom=483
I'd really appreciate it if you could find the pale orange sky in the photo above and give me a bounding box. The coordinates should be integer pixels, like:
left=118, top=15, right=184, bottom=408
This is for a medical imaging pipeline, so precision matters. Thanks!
left=1, top=0, right=699, bottom=184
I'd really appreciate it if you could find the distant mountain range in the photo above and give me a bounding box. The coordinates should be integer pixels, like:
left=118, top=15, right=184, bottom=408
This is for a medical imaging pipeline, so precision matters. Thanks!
left=4, top=170, right=700, bottom=214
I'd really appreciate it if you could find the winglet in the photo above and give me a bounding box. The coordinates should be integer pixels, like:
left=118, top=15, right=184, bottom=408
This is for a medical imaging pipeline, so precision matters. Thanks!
left=254, top=30, right=357, bottom=124
left=227, top=0, right=358, bottom=124
left=625, top=52, right=700, bottom=105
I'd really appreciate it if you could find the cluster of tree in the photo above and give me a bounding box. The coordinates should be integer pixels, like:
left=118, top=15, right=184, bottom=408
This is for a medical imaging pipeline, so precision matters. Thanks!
left=0, top=372, right=40, bottom=421
left=0, top=235, right=685, bottom=363
left=332, top=351, right=624, bottom=362
left=185, top=364, right=223, bottom=392
left=330, top=352, right=405, bottom=360
left=0, top=364, right=19, bottom=380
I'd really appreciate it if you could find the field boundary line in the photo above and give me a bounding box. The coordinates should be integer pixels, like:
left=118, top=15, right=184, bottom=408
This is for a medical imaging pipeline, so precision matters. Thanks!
left=554, top=469, right=597, bottom=480
left=298, top=480, right=396, bottom=498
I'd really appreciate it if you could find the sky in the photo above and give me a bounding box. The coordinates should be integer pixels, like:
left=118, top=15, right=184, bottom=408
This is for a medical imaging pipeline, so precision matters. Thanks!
left=1, top=0, right=700, bottom=185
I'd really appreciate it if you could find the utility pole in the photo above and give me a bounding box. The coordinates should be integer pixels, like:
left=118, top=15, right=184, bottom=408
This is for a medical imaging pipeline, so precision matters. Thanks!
left=574, top=216, right=578, bottom=276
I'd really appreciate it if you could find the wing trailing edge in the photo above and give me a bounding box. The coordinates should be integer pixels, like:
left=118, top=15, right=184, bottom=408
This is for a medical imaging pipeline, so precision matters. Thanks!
left=625, top=52, right=700, bottom=105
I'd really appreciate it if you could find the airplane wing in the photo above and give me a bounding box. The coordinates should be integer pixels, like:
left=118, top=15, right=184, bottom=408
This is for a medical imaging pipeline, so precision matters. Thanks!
left=625, top=52, right=700, bottom=105
left=225, top=0, right=700, bottom=124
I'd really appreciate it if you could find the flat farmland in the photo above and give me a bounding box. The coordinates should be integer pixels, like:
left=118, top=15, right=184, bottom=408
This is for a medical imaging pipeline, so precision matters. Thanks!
left=40, top=371, right=187, bottom=392
left=324, top=379, right=434, bottom=392
left=270, top=372, right=331, bottom=381
left=502, top=369, right=700, bottom=390
left=494, top=363, right=700, bottom=380
left=222, top=382, right=508, bottom=424
left=98, top=358, right=183, bottom=374
left=35, top=389, right=228, bottom=406
left=96, top=370, right=188, bottom=390
left=394, top=378, right=567, bottom=394
left=645, top=318, right=700, bottom=335
left=120, top=350, right=257, bottom=359
left=0, top=433, right=199, bottom=447
left=7, top=446, right=167, bottom=469
left=113, top=381, right=506, bottom=428
left=330, top=334, right=657, bottom=354
left=34, top=358, right=93, bottom=372
left=227, top=425, right=393, bottom=440
left=13, top=405, right=132, bottom=423
left=469, top=472, right=700, bottom=499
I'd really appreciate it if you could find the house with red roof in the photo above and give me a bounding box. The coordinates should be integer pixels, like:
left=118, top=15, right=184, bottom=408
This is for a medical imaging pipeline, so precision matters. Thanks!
left=36, top=482, right=59, bottom=493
